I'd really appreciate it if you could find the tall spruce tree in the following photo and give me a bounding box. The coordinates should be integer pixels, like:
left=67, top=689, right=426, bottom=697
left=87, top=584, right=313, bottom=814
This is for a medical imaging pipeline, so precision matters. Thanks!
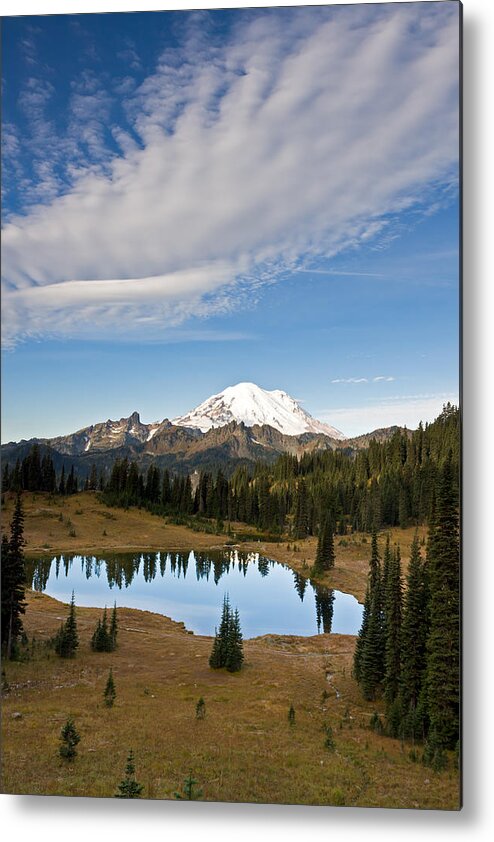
left=110, top=602, right=118, bottom=650
left=383, top=545, right=403, bottom=735
left=358, top=533, right=385, bottom=700
left=1, top=494, right=27, bottom=658
left=399, top=532, right=429, bottom=741
left=54, top=591, right=79, bottom=658
left=225, top=607, right=244, bottom=672
left=353, top=584, right=371, bottom=683
left=209, top=596, right=243, bottom=672
left=425, top=453, right=460, bottom=750
left=313, top=517, right=335, bottom=573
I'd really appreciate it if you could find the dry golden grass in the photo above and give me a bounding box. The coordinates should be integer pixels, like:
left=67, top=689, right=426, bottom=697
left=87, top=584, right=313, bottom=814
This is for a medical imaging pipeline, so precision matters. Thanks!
left=2, top=592, right=459, bottom=808
left=1, top=493, right=459, bottom=808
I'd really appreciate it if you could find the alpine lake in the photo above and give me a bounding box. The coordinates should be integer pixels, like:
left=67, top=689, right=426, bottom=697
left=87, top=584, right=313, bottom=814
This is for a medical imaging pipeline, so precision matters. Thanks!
left=26, top=550, right=363, bottom=639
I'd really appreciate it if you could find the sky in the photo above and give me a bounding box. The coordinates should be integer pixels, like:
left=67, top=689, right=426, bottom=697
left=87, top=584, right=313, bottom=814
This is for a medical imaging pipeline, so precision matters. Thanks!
left=1, top=1, right=460, bottom=442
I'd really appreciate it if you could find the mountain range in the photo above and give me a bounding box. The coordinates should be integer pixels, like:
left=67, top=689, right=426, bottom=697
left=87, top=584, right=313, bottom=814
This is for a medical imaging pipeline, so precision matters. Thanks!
left=1, top=382, right=406, bottom=476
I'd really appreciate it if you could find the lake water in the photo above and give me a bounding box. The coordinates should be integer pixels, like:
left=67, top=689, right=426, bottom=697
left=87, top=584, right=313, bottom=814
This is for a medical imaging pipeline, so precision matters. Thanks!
left=26, top=550, right=363, bottom=639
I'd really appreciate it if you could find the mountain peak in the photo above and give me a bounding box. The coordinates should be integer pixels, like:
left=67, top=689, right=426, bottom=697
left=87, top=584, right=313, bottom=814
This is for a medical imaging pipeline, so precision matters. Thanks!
left=172, top=382, right=346, bottom=439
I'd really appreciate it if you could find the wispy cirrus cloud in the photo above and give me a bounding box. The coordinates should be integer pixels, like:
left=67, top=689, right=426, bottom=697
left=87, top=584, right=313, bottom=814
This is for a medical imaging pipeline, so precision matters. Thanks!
left=2, top=3, right=460, bottom=347
left=331, top=376, right=395, bottom=384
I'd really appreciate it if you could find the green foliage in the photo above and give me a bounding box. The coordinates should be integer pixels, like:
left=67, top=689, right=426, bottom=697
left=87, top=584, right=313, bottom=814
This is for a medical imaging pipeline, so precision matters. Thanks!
left=90, top=603, right=118, bottom=653
left=209, top=596, right=244, bottom=672
left=422, top=730, right=448, bottom=772
left=313, top=517, right=335, bottom=574
left=398, top=532, right=429, bottom=741
left=288, top=705, right=295, bottom=726
left=369, top=711, right=384, bottom=735
left=104, top=668, right=116, bottom=707
left=115, top=750, right=144, bottom=798
left=54, top=591, right=79, bottom=658
left=195, top=697, right=206, bottom=720
left=1, top=494, right=27, bottom=659
left=59, top=717, right=80, bottom=761
left=425, top=453, right=460, bottom=750
left=354, top=448, right=459, bottom=757
left=174, top=771, right=203, bottom=800
left=383, top=545, right=403, bottom=710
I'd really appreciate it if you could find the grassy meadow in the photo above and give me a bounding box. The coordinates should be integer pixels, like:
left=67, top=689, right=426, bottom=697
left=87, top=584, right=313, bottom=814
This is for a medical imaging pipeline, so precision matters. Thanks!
left=1, top=492, right=459, bottom=808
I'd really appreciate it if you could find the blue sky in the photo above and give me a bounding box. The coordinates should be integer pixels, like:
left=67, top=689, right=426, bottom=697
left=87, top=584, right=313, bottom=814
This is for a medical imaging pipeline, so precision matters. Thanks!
left=1, top=2, right=460, bottom=442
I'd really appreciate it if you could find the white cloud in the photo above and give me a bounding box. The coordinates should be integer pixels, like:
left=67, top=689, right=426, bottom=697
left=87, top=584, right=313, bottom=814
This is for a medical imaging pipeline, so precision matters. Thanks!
left=319, top=393, right=459, bottom=437
left=2, top=3, right=459, bottom=345
left=331, top=376, right=395, bottom=384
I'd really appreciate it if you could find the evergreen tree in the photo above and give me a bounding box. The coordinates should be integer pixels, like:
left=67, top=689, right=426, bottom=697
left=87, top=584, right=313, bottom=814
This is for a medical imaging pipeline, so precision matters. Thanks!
left=1, top=494, right=27, bottom=659
left=91, top=606, right=112, bottom=652
left=208, top=627, right=223, bottom=669
left=225, top=608, right=244, bottom=672
left=353, top=585, right=370, bottom=683
left=59, top=717, right=80, bottom=761
left=115, top=750, right=144, bottom=798
left=209, top=597, right=243, bottom=672
left=399, top=532, right=429, bottom=741
left=174, top=771, right=203, bottom=800
left=356, top=534, right=385, bottom=700
left=288, top=705, right=296, bottom=726
left=313, top=517, right=335, bottom=573
left=54, top=591, right=79, bottom=658
left=104, top=668, right=116, bottom=707
left=425, top=453, right=460, bottom=749
left=383, top=545, right=403, bottom=718
left=209, top=595, right=231, bottom=669
left=110, top=602, right=118, bottom=650
left=195, top=697, right=206, bottom=720
left=360, top=572, right=384, bottom=701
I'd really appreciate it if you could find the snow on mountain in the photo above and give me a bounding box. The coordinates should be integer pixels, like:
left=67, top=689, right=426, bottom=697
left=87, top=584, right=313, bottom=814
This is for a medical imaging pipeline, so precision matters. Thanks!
left=172, top=382, right=346, bottom=440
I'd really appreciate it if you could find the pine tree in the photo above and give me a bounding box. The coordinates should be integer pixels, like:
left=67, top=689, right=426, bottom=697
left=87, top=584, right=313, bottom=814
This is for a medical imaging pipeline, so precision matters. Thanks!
left=399, top=532, right=429, bottom=741
left=425, top=453, right=460, bottom=749
left=110, top=602, right=118, bottom=650
left=360, top=572, right=384, bottom=701
left=59, top=717, right=80, bottom=761
left=313, top=517, right=335, bottom=573
left=288, top=704, right=295, bottom=726
left=353, top=584, right=371, bottom=683
left=225, top=608, right=244, bottom=672
left=54, top=591, right=79, bottom=658
left=383, top=545, right=403, bottom=724
left=209, top=597, right=243, bottom=672
left=115, top=750, right=144, bottom=798
left=209, top=595, right=231, bottom=669
left=356, top=534, right=385, bottom=700
left=91, top=606, right=112, bottom=652
left=104, top=668, right=116, bottom=707
left=1, top=495, right=27, bottom=659
left=174, top=771, right=203, bottom=800
left=208, top=627, right=223, bottom=669
left=195, top=697, right=206, bottom=720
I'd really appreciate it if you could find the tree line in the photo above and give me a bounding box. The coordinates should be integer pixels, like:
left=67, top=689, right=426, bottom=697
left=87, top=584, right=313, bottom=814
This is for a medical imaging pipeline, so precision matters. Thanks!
left=3, top=405, right=459, bottom=541
left=353, top=451, right=459, bottom=766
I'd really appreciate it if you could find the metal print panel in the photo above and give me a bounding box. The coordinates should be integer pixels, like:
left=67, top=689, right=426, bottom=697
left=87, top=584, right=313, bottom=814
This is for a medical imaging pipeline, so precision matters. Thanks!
left=1, top=1, right=461, bottom=810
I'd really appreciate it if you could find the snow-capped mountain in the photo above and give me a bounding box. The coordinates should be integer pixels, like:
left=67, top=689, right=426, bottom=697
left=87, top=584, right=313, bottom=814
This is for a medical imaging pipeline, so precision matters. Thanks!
left=173, top=382, right=346, bottom=440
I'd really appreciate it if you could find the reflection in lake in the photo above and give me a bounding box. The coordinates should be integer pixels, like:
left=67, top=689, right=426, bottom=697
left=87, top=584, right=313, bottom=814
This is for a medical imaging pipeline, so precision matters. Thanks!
left=26, top=550, right=362, bottom=639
